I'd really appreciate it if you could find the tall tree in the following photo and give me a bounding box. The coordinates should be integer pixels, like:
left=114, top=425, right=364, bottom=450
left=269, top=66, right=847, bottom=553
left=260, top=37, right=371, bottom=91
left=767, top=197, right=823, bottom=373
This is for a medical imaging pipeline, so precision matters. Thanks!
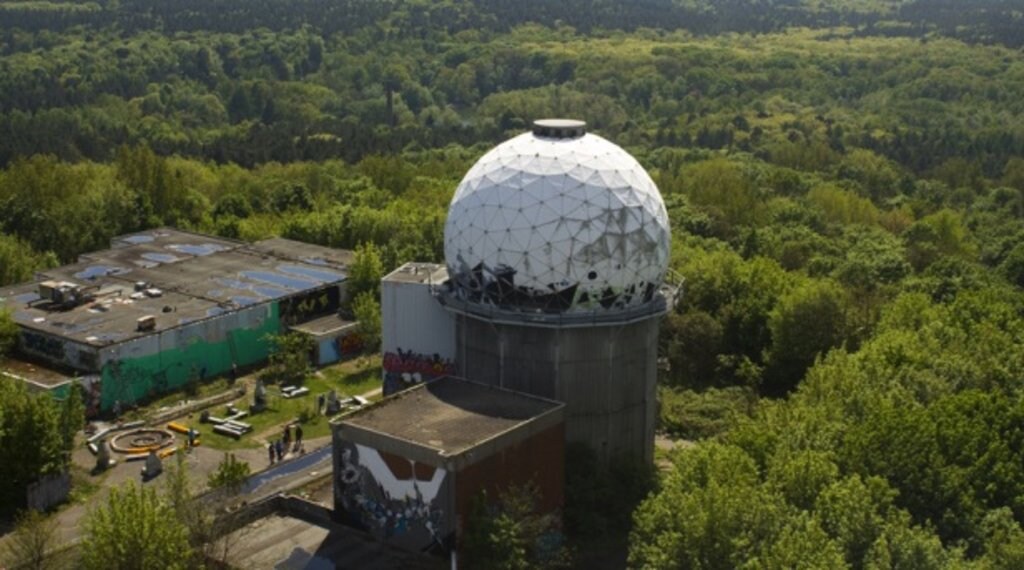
left=352, top=291, right=382, bottom=352
left=345, top=241, right=385, bottom=309
left=57, top=383, right=84, bottom=454
left=765, top=279, right=849, bottom=394
left=0, top=308, right=18, bottom=361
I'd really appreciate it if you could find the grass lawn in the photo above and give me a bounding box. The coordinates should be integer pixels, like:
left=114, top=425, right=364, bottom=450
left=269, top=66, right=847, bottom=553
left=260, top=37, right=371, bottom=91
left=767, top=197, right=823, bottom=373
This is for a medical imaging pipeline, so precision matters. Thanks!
left=189, top=355, right=383, bottom=451
left=145, top=377, right=234, bottom=410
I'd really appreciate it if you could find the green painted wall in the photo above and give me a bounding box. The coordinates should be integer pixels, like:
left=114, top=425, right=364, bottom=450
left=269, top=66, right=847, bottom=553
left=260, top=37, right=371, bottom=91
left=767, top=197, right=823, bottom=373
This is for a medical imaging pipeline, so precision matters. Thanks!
left=99, top=302, right=281, bottom=411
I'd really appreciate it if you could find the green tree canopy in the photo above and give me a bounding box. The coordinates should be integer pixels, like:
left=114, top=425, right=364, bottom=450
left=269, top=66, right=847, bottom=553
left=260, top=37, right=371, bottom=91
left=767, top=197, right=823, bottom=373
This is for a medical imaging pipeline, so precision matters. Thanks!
left=81, top=483, right=192, bottom=570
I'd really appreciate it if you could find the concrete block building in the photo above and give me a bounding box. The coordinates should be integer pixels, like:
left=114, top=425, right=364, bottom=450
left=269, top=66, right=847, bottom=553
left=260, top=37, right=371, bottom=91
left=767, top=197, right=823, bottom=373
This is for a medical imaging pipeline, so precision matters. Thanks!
left=332, top=376, right=564, bottom=554
left=0, top=228, right=357, bottom=414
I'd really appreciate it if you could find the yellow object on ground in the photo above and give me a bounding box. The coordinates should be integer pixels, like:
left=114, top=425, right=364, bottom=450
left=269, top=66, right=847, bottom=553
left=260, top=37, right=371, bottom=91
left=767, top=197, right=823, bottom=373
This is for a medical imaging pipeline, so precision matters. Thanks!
left=167, top=422, right=190, bottom=434
left=158, top=446, right=178, bottom=459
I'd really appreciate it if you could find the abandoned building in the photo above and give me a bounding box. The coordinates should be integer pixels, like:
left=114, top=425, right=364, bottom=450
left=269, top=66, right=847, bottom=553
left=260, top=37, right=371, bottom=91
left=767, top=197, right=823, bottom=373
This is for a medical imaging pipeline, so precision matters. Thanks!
left=332, top=376, right=564, bottom=555
left=0, top=228, right=357, bottom=415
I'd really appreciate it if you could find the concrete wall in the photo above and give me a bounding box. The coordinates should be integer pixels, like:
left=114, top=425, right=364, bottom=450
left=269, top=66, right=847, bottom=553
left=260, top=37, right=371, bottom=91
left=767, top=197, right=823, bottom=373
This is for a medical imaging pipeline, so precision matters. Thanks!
left=96, top=302, right=280, bottom=411
left=381, top=277, right=456, bottom=395
left=332, top=418, right=565, bottom=556
left=454, top=315, right=659, bottom=465
left=317, top=337, right=342, bottom=366
left=18, top=328, right=98, bottom=372
left=333, top=438, right=453, bottom=554
left=452, top=422, right=565, bottom=544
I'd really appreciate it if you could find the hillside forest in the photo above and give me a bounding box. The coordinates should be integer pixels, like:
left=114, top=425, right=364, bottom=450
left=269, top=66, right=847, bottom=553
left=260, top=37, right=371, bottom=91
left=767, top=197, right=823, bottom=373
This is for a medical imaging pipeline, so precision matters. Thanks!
left=2, top=0, right=1024, bottom=568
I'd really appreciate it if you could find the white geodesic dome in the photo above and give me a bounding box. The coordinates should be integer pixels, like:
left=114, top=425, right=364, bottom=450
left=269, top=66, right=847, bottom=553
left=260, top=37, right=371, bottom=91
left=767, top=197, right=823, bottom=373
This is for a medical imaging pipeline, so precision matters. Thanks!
left=443, top=120, right=670, bottom=314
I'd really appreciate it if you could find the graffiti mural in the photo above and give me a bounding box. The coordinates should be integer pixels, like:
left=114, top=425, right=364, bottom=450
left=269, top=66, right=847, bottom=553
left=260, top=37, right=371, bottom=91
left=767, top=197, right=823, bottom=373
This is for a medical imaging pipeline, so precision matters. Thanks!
left=382, top=349, right=456, bottom=396
left=279, top=287, right=339, bottom=324
left=339, top=332, right=364, bottom=357
left=334, top=440, right=452, bottom=553
left=21, top=331, right=66, bottom=362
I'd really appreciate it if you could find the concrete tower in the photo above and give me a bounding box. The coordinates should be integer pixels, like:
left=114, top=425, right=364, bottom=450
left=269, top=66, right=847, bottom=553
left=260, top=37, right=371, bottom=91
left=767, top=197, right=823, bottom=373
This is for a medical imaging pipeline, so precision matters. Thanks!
left=438, top=119, right=673, bottom=464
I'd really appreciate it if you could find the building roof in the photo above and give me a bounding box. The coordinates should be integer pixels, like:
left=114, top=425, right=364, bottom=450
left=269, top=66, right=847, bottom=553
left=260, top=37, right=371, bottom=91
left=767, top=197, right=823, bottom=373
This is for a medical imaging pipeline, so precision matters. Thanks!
left=246, top=237, right=356, bottom=268
left=335, top=376, right=563, bottom=467
left=225, top=514, right=443, bottom=570
left=1, top=358, right=77, bottom=388
left=0, top=229, right=350, bottom=347
left=288, top=313, right=358, bottom=336
left=383, top=262, right=448, bottom=285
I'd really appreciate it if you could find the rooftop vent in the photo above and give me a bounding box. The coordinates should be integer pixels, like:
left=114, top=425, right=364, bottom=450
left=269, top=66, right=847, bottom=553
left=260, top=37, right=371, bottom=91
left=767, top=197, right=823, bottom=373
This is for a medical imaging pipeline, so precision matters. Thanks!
left=532, top=118, right=586, bottom=139
left=137, top=315, right=156, bottom=332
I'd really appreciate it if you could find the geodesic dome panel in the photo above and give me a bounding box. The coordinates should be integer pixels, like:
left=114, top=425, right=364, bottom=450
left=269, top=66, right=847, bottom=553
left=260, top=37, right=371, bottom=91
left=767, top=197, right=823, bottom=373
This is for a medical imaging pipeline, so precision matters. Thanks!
left=444, top=127, right=670, bottom=314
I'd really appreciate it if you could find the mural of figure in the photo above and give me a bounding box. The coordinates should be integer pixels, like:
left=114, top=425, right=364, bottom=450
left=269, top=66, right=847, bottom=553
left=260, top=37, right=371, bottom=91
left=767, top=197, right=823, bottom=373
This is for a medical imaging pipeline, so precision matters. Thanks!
left=335, top=441, right=451, bottom=553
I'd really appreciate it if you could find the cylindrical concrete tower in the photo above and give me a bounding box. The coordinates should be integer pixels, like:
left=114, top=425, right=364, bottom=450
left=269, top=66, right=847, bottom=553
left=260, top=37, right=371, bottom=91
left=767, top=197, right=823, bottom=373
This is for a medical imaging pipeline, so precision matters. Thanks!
left=439, top=119, right=672, bottom=464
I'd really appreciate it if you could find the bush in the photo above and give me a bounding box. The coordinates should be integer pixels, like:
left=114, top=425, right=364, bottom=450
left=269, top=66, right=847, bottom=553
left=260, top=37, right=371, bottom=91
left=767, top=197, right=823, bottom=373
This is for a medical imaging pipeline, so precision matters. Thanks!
left=658, top=386, right=752, bottom=440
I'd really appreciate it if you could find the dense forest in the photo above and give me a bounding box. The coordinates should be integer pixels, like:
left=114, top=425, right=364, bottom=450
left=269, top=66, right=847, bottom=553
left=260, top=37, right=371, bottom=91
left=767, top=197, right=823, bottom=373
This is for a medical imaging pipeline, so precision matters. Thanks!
left=2, top=0, right=1024, bottom=568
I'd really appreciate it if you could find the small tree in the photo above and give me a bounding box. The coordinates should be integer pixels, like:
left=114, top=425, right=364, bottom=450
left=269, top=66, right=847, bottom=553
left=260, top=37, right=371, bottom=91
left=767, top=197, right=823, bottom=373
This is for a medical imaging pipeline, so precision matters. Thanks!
left=345, top=242, right=384, bottom=310
left=0, top=381, right=65, bottom=512
left=81, top=483, right=192, bottom=570
left=163, top=453, right=246, bottom=568
left=2, top=509, right=65, bottom=570
left=463, top=483, right=570, bottom=570
left=163, top=452, right=206, bottom=541
left=58, top=383, right=85, bottom=453
left=352, top=291, right=382, bottom=352
left=261, top=331, right=314, bottom=386
left=208, top=453, right=250, bottom=496
left=0, top=307, right=18, bottom=361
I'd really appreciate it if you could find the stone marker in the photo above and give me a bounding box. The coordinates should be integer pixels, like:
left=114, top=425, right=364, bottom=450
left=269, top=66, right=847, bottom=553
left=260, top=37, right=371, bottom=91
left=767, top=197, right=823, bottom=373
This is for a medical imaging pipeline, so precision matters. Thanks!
left=142, top=450, right=163, bottom=480
left=252, top=379, right=267, bottom=413
left=325, top=389, right=341, bottom=415
left=95, top=438, right=116, bottom=471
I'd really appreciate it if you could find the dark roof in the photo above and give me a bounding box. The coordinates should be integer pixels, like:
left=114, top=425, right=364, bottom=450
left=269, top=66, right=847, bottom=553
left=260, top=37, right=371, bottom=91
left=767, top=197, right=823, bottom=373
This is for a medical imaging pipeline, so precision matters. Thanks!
left=338, top=376, right=563, bottom=459
left=246, top=237, right=355, bottom=269
left=0, top=229, right=351, bottom=347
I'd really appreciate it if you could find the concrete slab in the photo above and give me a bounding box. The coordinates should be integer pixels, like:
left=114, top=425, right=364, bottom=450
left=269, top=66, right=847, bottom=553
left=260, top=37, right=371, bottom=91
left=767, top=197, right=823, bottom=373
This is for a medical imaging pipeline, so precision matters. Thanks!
left=224, top=514, right=443, bottom=570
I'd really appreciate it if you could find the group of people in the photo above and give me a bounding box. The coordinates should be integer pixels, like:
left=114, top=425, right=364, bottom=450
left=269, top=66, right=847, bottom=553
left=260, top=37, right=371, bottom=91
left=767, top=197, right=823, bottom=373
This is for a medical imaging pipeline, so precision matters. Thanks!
left=268, top=423, right=304, bottom=464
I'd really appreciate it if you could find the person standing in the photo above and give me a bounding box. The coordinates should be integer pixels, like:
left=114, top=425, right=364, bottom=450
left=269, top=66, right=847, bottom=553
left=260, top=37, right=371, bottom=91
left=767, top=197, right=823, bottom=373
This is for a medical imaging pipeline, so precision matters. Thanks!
left=275, top=438, right=284, bottom=462
left=268, top=441, right=275, bottom=465
left=295, top=424, right=304, bottom=447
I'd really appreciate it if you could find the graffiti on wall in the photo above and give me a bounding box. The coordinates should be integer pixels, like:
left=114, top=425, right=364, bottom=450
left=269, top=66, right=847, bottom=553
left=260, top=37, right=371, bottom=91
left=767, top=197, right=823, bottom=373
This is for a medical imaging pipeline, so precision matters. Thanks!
left=21, top=331, right=66, bottom=361
left=382, top=349, right=456, bottom=396
left=279, top=287, right=339, bottom=324
left=335, top=440, right=451, bottom=553
left=339, top=332, right=364, bottom=357
left=97, top=302, right=282, bottom=412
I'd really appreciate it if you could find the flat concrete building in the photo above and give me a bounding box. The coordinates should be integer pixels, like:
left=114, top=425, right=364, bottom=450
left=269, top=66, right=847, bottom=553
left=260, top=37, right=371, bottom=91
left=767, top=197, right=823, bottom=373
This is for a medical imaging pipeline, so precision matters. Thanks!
left=332, top=376, right=565, bottom=555
left=0, top=228, right=356, bottom=414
